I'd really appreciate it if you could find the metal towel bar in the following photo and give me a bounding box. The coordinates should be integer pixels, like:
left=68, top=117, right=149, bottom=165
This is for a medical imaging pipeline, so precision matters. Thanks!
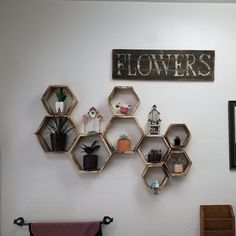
left=13, top=216, right=113, bottom=226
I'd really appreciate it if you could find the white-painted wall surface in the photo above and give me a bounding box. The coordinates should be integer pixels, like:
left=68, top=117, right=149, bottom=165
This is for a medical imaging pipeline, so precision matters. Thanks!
left=1, top=1, right=236, bottom=236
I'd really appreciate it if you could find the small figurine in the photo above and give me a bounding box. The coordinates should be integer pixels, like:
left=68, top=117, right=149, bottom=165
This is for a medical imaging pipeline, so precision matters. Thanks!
left=174, top=136, right=181, bottom=146
left=148, top=105, right=161, bottom=134
left=149, top=179, right=160, bottom=194
left=86, top=107, right=103, bottom=134
left=115, top=102, right=131, bottom=115
left=88, top=107, right=98, bottom=119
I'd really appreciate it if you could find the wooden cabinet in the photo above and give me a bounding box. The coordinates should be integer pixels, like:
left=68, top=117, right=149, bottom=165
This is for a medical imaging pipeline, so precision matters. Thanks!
left=200, top=205, right=235, bottom=236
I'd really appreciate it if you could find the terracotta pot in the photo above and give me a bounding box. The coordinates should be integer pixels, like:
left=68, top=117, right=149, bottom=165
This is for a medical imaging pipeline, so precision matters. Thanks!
left=117, top=139, right=131, bottom=152
left=174, top=164, right=184, bottom=173
left=83, top=154, right=98, bottom=171
left=50, top=133, right=67, bottom=151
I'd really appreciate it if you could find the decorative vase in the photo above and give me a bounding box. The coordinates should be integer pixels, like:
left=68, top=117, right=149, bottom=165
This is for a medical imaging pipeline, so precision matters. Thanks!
left=83, top=155, right=98, bottom=171
left=50, top=133, right=67, bottom=151
left=117, top=139, right=131, bottom=152
left=174, top=164, right=184, bottom=173
left=148, top=154, right=162, bottom=163
left=55, top=101, right=65, bottom=113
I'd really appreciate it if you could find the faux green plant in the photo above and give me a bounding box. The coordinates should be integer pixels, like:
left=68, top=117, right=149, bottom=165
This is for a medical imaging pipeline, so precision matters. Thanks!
left=172, top=156, right=186, bottom=165
left=46, top=117, right=74, bottom=135
left=56, top=88, right=67, bottom=102
left=118, top=134, right=129, bottom=140
left=80, top=140, right=100, bottom=154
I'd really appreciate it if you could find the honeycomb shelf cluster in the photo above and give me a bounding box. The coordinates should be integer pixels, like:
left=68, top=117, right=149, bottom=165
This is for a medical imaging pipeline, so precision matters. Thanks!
left=35, top=85, right=192, bottom=194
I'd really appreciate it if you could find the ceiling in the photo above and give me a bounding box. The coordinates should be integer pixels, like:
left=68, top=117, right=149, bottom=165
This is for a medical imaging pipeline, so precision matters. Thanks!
left=75, top=0, right=236, bottom=3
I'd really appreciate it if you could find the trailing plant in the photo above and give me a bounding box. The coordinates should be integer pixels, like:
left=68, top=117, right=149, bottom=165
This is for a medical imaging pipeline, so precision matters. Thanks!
left=118, top=134, right=129, bottom=140
left=56, top=88, right=67, bottom=102
left=80, top=140, right=100, bottom=155
left=46, top=117, right=74, bottom=135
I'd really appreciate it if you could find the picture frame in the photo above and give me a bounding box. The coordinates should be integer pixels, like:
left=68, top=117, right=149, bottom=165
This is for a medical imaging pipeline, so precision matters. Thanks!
left=228, top=101, right=236, bottom=169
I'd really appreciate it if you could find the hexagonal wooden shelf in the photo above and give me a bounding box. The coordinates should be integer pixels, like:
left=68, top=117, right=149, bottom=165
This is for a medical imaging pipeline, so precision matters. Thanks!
left=41, top=85, right=78, bottom=115
left=142, top=165, right=169, bottom=194
left=108, top=86, right=140, bottom=116
left=104, top=116, right=144, bottom=153
left=69, top=133, right=112, bottom=173
left=165, top=123, right=191, bottom=149
left=138, top=135, right=171, bottom=165
left=35, top=115, right=79, bottom=153
left=165, top=150, right=192, bottom=176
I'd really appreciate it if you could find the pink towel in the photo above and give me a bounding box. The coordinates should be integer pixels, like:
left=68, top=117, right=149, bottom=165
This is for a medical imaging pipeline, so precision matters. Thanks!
left=29, top=221, right=102, bottom=236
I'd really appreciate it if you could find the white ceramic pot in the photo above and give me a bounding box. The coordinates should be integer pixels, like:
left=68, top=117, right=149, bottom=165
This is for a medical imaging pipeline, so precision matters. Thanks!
left=55, top=101, right=64, bottom=113
left=174, top=164, right=184, bottom=173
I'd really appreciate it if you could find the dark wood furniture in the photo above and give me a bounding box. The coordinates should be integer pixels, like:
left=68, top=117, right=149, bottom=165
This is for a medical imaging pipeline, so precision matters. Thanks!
left=200, top=205, right=235, bottom=236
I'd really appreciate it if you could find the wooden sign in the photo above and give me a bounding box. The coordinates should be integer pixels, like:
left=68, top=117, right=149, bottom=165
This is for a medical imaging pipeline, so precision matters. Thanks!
left=112, top=49, right=215, bottom=81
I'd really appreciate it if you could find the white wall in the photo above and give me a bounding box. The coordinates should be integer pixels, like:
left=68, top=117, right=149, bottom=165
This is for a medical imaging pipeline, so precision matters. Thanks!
left=1, top=1, right=236, bottom=235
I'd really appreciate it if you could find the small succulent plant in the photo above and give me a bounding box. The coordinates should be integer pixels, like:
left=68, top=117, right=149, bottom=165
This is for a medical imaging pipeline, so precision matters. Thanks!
left=80, top=140, right=100, bottom=154
left=118, top=134, right=129, bottom=140
left=172, top=156, right=186, bottom=165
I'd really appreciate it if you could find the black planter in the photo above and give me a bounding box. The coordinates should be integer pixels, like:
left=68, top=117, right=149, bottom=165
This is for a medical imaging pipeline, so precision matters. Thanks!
left=83, top=154, right=98, bottom=171
left=50, top=133, right=67, bottom=151
left=174, top=137, right=181, bottom=146
left=148, top=154, right=162, bottom=163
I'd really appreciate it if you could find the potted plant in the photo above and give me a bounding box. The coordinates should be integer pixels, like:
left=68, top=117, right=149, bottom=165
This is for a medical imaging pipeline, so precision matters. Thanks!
left=117, top=134, right=131, bottom=152
left=46, top=117, right=74, bottom=151
left=147, top=149, right=162, bottom=163
left=172, top=156, right=186, bottom=173
left=55, top=88, right=67, bottom=113
left=174, top=136, right=181, bottom=146
left=80, top=140, right=100, bottom=171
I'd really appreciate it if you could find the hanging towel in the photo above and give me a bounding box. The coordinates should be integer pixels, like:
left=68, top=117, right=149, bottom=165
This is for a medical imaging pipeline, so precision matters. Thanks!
left=29, top=221, right=102, bottom=236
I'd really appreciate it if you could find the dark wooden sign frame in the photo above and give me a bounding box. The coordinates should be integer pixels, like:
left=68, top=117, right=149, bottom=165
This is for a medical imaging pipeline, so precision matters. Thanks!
left=228, top=101, right=236, bottom=169
left=112, top=49, right=215, bottom=81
